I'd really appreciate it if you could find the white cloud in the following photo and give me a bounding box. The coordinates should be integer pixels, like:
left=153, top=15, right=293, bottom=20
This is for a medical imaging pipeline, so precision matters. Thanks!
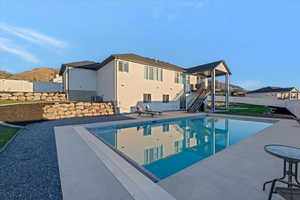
left=235, top=80, right=264, bottom=90
left=0, top=23, right=68, bottom=49
left=0, top=37, right=40, bottom=64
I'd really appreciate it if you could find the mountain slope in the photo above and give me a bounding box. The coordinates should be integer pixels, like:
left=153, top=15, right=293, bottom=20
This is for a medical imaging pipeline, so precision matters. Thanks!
left=0, top=71, right=12, bottom=79
left=8, top=68, right=59, bottom=82
left=208, top=80, right=246, bottom=92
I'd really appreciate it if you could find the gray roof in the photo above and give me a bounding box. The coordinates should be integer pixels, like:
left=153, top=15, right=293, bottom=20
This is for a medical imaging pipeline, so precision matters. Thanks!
left=99, top=54, right=184, bottom=72
left=59, top=54, right=230, bottom=76
left=186, top=60, right=231, bottom=77
left=59, top=61, right=100, bottom=75
left=247, top=87, right=298, bottom=94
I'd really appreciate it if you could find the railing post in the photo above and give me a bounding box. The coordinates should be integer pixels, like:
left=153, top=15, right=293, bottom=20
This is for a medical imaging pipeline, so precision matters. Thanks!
left=225, top=73, right=230, bottom=110
left=211, top=69, right=216, bottom=112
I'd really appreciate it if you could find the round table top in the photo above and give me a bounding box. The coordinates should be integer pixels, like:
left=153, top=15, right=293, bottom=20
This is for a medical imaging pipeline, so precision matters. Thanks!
left=265, top=145, right=300, bottom=162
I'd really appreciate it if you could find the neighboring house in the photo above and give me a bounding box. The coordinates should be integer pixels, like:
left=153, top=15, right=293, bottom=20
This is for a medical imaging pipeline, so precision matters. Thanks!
left=247, top=87, right=300, bottom=100
left=51, top=74, right=63, bottom=83
left=59, top=53, right=231, bottom=113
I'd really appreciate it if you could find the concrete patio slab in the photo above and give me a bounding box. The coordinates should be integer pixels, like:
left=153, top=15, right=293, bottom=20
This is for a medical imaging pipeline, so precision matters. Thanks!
left=158, top=115, right=300, bottom=200
left=54, top=112, right=300, bottom=200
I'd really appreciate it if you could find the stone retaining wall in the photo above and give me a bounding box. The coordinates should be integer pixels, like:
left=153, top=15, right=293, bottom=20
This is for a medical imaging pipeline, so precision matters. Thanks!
left=0, top=102, right=114, bottom=122
left=42, top=102, right=114, bottom=120
left=0, top=92, right=66, bottom=102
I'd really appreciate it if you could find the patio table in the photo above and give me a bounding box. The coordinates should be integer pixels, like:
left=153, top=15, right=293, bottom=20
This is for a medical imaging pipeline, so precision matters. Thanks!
left=263, top=144, right=300, bottom=200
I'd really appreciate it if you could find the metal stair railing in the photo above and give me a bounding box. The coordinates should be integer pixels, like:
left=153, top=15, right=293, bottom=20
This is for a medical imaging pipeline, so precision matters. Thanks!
left=187, top=89, right=210, bottom=112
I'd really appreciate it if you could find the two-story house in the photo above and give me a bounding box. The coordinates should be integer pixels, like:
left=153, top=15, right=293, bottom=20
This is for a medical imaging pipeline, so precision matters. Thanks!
left=59, top=53, right=231, bottom=113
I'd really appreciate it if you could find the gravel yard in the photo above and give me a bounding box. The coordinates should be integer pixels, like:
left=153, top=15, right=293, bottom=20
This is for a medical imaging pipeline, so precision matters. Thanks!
left=0, top=115, right=134, bottom=200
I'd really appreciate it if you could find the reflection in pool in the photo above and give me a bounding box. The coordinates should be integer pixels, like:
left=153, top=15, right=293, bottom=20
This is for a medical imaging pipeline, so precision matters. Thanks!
left=89, top=117, right=271, bottom=179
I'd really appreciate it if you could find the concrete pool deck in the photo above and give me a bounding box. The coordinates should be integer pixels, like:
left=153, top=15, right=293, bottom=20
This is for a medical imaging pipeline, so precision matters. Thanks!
left=54, top=113, right=300, bottom=200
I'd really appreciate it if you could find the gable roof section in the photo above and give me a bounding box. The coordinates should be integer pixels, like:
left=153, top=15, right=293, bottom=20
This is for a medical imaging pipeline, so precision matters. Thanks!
left=59, top=53, right=230, bottom=76
left=98, top=53, right=185, bottom=72
left=247, top=87, right=298, bottom=94
left=186, top=60, right=231, bottom=76
left=59, top=61, right=100, bottom=75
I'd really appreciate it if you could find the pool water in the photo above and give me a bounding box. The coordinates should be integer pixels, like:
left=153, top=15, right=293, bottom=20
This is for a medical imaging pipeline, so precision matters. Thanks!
left=89, top=116, right=272, bottom=180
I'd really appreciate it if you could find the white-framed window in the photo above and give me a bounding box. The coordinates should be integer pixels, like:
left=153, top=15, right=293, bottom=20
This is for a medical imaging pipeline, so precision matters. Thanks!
left=175, top=72, right=180, bottom=83
left=149, top=67, right=154, bottom=80
left=144, top=66, right=163, bottom=81
left=143, top=93, right=152, bottom=103
left=118, top=61, right=129, bottom=72
left=163, top=94, right=169, bottom=103
left=144, top=66, right=148, bottom=79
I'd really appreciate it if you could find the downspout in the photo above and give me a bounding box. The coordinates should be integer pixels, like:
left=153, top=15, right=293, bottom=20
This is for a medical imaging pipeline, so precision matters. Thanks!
left=114, top=59, right=118, bottom=113
left=67, top=66, right=70, bottom=101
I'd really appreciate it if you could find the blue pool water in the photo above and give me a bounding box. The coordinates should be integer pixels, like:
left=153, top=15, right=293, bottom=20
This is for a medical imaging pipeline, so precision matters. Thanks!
left=89, top=116, right=272, bottom=180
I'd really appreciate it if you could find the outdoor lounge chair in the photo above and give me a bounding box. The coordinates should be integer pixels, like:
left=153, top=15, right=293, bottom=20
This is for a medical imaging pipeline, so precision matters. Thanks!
left=136, top=105, right=162, bottom=117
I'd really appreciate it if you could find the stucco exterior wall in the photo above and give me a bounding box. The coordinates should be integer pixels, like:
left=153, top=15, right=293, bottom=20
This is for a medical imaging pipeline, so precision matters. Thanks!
left=66, top=68, right=97, bottom=101
left=116, top=59, right=196, bottom=112
left=96, top=60, right=116, bottom=101
left=68, top=68, right=97, bottom=91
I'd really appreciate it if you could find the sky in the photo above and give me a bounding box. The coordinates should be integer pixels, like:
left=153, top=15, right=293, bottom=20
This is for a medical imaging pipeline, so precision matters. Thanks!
left=0, top=0, right=300, bottom=90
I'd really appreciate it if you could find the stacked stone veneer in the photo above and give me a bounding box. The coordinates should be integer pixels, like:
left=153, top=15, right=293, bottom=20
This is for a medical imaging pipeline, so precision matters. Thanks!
left=42, top=102, right=114, bottom=120
left=0, top=92, right=66, bottom=102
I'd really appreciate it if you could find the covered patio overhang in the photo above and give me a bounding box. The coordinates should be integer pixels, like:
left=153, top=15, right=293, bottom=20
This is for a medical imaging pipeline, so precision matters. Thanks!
left=185, top=60, right=232, bottom=112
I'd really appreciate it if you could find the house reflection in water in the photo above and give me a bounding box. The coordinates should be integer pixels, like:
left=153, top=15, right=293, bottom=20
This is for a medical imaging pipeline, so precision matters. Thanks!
left=96, top=118, right=230, bottom=179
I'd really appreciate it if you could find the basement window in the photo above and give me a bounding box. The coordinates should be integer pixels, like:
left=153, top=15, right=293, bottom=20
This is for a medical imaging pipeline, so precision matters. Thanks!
left=143, top=93, right=152, bottom=103
left=163, top=94, right=169, bottom=103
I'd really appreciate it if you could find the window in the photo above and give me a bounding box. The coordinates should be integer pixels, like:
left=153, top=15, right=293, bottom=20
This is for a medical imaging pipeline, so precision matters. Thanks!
left=144, top=66, right=163, bottom=81
left=118, top=61, right=129, bottom=72
left=160, top=68, right=163, bottom=81
left=153, top=67, right=158, bottom=80
left=163, top=94, right=169, bottom=103
left=143, top=93, right=151, bottom=103
left=175, top=72, right=180, bottom=83
left=144, top=66, right=148, bottom=79
left=149, top=67, right=154, bottom=80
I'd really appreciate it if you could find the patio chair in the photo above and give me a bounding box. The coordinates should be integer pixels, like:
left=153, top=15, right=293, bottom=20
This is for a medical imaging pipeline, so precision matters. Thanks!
left=135, top=105, right=162, bottom=117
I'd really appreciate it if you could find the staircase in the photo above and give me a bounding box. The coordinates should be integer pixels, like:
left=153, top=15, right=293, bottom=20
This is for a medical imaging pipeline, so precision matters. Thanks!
left=187, top=89, right=210, bottom=112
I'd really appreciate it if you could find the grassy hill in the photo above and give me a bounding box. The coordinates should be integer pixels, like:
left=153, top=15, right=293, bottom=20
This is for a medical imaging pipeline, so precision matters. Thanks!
left=0, top=71, right=12, bottom=79
left=1, top=68, right=59, bottom=82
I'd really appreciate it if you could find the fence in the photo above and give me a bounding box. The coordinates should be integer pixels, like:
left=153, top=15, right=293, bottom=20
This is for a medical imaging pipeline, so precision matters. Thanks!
left=0, top=79, right=63, bottom=92
left=213, top=96, right=300, bottom=118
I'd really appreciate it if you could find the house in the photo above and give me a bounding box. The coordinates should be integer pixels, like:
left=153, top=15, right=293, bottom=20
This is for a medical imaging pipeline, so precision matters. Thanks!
left=51, top=74, right=63, bottom=83
left=59, top=53, right=232, bottom=113
left=247, top=86, right=300, bottom=100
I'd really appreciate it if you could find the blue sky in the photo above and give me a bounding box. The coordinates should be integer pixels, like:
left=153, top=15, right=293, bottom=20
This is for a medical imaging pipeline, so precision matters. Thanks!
left=0, top=0, right=300, bottom=90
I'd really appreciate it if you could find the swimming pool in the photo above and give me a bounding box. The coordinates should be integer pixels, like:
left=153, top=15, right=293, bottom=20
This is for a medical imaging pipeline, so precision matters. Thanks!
left=88, top=116, right=272, bottom=181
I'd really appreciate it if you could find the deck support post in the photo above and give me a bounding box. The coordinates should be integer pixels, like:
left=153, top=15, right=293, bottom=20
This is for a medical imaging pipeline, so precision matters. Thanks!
left=225, top=73, right=230, bottom=110
left=211, top=69, right=216, bottom=112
